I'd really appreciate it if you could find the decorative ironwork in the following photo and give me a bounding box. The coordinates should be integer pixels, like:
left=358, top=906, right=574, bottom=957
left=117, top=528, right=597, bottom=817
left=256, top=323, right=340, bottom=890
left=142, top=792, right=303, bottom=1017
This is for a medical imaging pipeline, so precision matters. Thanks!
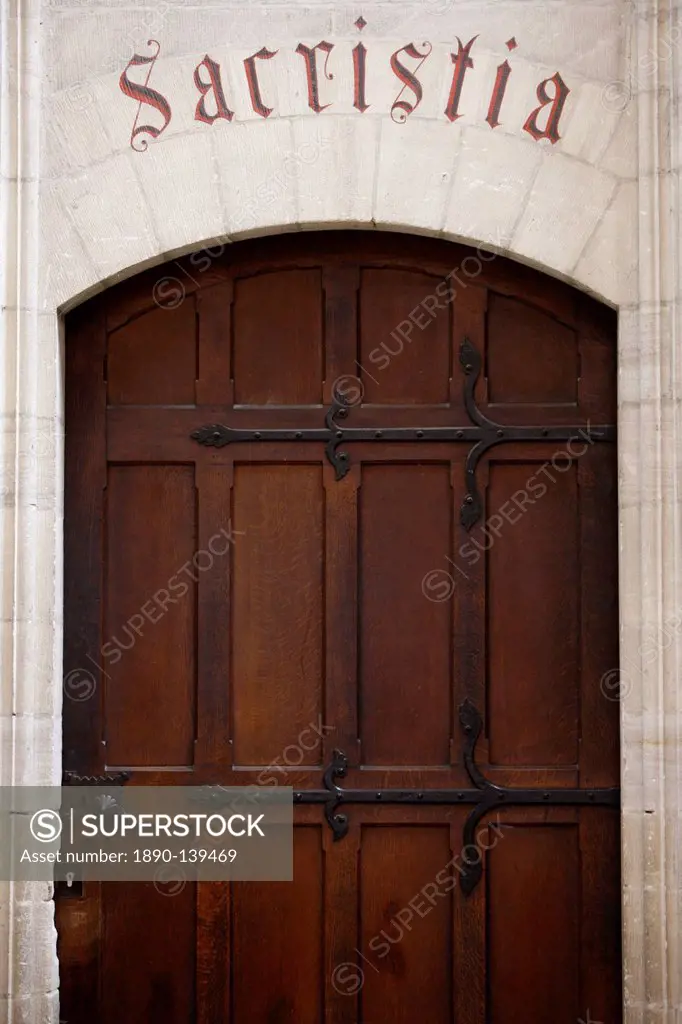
left=191, top=396, right=354, bottom=481
left=62, top=771, right=131, bottom=786
left=297, top=701, right=619, bottom=895
left=190, top=340, right=616, bottom=529
left=457, top=339, right=616, bottom=529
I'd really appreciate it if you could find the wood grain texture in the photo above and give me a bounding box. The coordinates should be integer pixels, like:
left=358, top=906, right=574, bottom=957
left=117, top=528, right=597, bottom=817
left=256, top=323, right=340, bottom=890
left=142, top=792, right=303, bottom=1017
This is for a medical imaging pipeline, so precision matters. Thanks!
left=61, top=232, right=620, bottom=1024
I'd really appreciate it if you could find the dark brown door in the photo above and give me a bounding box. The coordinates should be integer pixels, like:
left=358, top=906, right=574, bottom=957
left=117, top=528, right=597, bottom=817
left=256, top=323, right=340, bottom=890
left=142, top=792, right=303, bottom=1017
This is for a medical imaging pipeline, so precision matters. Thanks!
left=59, top=232, right=621, bottom=1024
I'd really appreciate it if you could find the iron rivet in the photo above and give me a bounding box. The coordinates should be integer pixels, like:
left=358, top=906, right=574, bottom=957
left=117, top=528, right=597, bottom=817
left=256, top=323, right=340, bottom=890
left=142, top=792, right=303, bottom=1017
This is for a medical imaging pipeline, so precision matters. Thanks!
left=458, top=793, right=464, bottom=800
left=340, top=453, right=347, bottom=460
left=376, top=792, right=382, bottom=800
left=465, top=363, right=473, bottom=372
left=589, top=793, right=595, bottom=801
left=254, top=431, right=261, bottom=439
left=465, top=495, right=473, bottom=504
left=417, top=792, right=424, bottom=800
left=212, top=432, right=221, bottom=441
left=456, top=430, right=463, bottom=438
left=295, top=431, right=302, bottom=439
left=497, top=429, right=504, bottom=437
left=543, top=793, right=550, bottom=800
left=498, top=793, right=505, bottom=800
left=416, top=430, right=424, bottom=438
left=542, top=429, right=549, bottom=437
left=295, top=793, right=301, bottom=801
left=375, top=430, right=383, bottom=438
left=336, top=430, right=343, bottom=438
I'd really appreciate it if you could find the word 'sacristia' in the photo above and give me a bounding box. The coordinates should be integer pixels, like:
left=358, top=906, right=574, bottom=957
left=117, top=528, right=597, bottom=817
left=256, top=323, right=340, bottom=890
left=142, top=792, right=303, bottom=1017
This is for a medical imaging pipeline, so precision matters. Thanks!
left=119, top=27, right=570, bottom=153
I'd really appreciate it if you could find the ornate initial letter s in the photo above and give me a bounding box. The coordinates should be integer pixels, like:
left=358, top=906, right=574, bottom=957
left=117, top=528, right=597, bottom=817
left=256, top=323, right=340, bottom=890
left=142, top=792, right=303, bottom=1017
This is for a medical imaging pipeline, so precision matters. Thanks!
left=119, top=40, right=172, bottom=152
left=523, top=72, right=571, bottom=143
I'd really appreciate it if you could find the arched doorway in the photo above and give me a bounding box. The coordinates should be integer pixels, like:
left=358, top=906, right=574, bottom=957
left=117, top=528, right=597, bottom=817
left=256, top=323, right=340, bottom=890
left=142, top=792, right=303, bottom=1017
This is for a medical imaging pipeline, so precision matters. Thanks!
left=58, top=232, right=621, bottom=1023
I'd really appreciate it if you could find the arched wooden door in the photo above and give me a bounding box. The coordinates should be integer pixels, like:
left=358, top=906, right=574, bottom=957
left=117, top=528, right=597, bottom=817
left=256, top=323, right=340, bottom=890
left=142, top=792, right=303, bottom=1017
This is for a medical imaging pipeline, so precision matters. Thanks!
left=59, top=232, right=621, bottom=1024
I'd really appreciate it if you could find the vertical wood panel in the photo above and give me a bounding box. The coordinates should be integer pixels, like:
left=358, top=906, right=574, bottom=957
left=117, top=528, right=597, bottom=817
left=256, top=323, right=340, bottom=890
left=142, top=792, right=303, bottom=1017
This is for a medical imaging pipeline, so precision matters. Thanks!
left=232, top=828, right=324, bottom=1023
left=453, top=817, right=486, bottom=1024
left=324, top=463, right=361, bottom=765
left=232, top=464, right=324, bottom=766
left=107, top=300, right=197, bottom=405
left=486, top=294, right=578, bottom=406
left=487, top=825, right=580, bottom=1024
left=359, top=269, right=451, bottom=405
left=195, top=463, right=234, bottom=770
left=104, top=465, right=197, bottom=767
left=580, top=812, right=622, bottom=1022
left=101, top=882, right=197, bottom=1024
left=580, top=444, right=620, bottom=786
left=360, top=464, right=452, bottom=766
left=197, top=280, right=234, bottom=405
left=197, top=883, right=231, bottom=1024
left=233, top=270, right=323, bottom=404
left=360, top=826, right=453, bottom=1024
left=323, top=265, right=360, bottom=404
left=64, top=305, right=106, bottom=772
left=323, top=822, right=362, bottom=1024
left=487, top=460, right=579, bottom=766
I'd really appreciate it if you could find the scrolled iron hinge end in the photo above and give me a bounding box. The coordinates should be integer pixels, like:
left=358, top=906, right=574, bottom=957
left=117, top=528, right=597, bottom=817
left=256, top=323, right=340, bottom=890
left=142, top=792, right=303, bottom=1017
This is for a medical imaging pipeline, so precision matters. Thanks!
left=330, top=812, right=349, bottom=841
left=458, top=698, right=482, bottom=739
left=330, top=749, right=348, bottom=780
left=459, top=337, right=481, bottom=376
left=460, top=493, right=482, bottom=531
left=459, top=861, right=482, bottom=897
left=191, top=424, right=231, bottom=448
left=325, top=439, right=351, bottom=481
left=334, top=455, right=351, bottom=481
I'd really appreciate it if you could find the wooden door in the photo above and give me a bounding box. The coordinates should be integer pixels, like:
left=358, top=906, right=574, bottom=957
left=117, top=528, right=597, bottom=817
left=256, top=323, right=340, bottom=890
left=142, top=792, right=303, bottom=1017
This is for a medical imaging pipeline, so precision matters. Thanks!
left=59, top=232, right=621, bottom=1024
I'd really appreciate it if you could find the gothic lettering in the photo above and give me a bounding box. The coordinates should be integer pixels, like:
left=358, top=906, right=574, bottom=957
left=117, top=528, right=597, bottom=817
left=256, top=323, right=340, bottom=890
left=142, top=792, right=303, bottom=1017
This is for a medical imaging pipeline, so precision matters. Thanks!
left=523, top=72, right=570, bottom=143
left=353, top=42, right=369, bottom=112
left=390, top=42, right=432, bottom=124
left=296, top=41, right=335, bottom=112
left=194, top=56, right=233, bottom=124
left=444, top=36, right=477, bottom=122
left=119, top=39, right=172, bottom=152
left=120, top=33, right=574, bottom=151
left=486, top=59, right=511, bottom=129
left=244, top=46, right=278, bottom=118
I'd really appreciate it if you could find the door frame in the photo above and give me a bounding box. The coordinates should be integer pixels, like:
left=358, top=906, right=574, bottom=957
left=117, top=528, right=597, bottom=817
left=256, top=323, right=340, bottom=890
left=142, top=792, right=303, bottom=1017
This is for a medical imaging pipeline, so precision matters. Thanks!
left=0, top=195, right=667, bottom=1024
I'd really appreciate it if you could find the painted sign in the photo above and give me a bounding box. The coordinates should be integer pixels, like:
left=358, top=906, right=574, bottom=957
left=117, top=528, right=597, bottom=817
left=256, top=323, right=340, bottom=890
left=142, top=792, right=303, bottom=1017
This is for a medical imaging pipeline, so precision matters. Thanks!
left=120, top=20, right=570, bottom=153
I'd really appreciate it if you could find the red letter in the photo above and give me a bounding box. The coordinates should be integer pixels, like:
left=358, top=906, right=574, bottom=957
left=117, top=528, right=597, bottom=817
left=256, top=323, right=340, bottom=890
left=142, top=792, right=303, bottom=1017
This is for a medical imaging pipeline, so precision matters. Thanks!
left=353, top=42, right=369, bottom=112
left=295, top=41, right=334, bottom=112
left=243, top=47, right=278, bottom=118
left=390, top=42, right=432, bottom=124
left=523, top=73, right=570, bottom=143
left=444, top=36, right=477, bottom=122
left=486, top=60, right=511, bottom=129
left=194, top=55, right=233, bottom=124
left=119, top=39, right=172, bottom=152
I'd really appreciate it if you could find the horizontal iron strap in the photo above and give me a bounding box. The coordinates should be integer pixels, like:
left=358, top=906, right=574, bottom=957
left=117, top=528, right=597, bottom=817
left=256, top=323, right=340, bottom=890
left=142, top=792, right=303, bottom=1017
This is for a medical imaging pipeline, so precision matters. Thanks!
left=192, top=424, right=617, bottom=446
left=293, top=787, right=620, bottom=807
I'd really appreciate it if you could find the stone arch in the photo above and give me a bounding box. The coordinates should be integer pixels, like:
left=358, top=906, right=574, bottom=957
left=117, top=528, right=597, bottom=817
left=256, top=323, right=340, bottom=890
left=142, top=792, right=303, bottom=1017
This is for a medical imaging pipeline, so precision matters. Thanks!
left=43, top=52, right=635, bottom=316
